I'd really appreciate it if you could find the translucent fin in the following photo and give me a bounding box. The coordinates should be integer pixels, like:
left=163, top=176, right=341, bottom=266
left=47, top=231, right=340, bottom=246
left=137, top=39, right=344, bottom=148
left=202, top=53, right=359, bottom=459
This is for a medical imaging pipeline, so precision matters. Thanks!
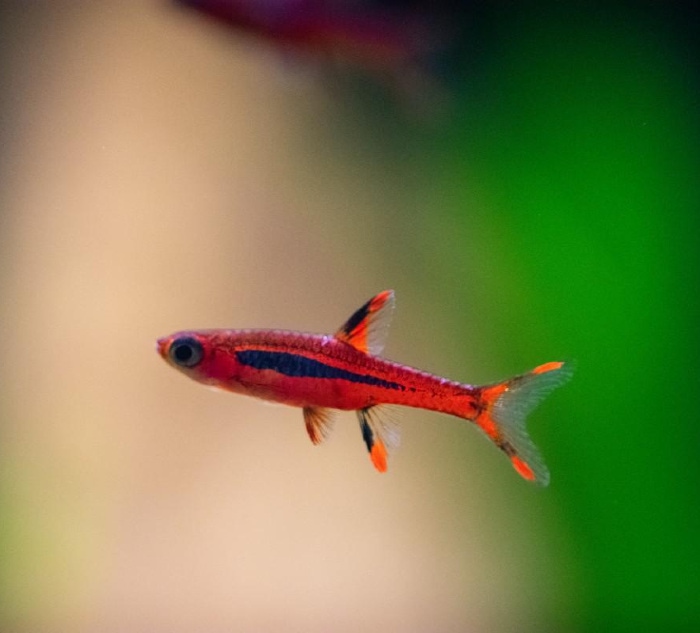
left=334, top=290, right=395, bottom=356
left=357, top=406, right=401, bottom=473
left=476, top=361, right=574, bottom=486
left=303, top=406, right=336, bottom=445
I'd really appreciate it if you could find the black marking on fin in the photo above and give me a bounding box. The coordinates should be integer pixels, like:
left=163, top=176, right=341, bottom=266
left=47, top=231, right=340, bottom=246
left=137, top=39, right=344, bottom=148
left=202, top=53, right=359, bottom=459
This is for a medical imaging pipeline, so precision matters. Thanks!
left=341, top=299, right=372, bottom=338
left=359, top=410, right=374, bottom=453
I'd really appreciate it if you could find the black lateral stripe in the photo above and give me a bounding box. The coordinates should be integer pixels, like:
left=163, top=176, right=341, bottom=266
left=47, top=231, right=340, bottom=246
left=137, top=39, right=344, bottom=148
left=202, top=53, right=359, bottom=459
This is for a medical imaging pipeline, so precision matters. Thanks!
left=236, top=350, right=404, bottom=391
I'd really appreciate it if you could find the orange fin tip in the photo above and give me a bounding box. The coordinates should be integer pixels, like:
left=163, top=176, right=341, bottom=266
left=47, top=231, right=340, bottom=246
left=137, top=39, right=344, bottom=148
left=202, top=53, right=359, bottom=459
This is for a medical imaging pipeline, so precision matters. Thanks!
left=532, top=361, right=564, bottom=375
left=510, top=456, right=536, bottom=481
left=370, top=441, right=388, bottom=473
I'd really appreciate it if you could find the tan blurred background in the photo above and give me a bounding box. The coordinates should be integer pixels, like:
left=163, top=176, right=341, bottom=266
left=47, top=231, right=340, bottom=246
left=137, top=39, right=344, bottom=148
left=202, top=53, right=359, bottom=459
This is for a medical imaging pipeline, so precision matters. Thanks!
left=0, top=2, right=571, bottom=631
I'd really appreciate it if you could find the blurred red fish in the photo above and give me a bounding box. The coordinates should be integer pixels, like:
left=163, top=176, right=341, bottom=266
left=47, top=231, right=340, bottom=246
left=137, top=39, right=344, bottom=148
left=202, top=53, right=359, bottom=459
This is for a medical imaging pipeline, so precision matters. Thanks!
left=178, top=0, right=437, bottom=63
left=157, top=290, right=572, bottom=485
left=173, top=0, right=455, bottom=107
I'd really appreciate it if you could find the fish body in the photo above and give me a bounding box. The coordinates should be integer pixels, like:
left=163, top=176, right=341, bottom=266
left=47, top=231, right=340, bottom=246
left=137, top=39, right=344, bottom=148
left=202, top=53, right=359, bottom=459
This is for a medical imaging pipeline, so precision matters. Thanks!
left=174, top=0, right=451, bottom=111
left=164, top=329, right=479, bottom=413
left=157, top=291, right=572, bottom=484
left=176, top=0, right=430, bottom=69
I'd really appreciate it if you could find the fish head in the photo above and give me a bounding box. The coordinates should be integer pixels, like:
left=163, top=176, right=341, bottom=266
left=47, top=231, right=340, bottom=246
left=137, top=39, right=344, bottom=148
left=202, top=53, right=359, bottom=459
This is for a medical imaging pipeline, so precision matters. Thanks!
left=157, top=330, right=235, bottom=387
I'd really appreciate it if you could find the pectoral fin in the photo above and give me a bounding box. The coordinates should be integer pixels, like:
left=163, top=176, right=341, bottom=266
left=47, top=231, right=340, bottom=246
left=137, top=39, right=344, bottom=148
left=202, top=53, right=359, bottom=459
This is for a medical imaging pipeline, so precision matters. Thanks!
left=303, top=406, right=336, bottom=445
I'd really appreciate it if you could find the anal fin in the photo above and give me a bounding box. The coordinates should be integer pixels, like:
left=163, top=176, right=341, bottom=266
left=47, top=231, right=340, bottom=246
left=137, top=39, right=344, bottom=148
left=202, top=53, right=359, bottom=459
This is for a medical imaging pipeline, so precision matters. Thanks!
left=303, top=406, right=336, bottom=445
left=357, top=406, right=401, bottom=472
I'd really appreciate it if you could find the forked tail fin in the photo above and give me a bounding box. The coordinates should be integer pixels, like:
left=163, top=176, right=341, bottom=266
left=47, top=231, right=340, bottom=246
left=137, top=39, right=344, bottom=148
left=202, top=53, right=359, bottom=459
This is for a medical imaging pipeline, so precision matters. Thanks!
left=475, top=361, right=574, bottom=486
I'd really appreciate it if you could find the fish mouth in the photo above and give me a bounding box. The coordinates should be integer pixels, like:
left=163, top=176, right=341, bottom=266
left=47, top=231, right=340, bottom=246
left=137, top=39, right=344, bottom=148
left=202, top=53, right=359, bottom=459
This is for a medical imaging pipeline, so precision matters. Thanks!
left=156, top=337, right=169, bottom=359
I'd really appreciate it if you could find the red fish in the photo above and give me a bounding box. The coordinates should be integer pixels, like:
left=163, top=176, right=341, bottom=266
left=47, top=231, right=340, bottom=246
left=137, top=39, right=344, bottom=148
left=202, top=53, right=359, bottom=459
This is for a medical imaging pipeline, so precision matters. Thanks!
left=157, top=291, right=572, bottom=485
left=175, top=0, right=436, bottom=69
left=173, top=0, right=450, bottom=108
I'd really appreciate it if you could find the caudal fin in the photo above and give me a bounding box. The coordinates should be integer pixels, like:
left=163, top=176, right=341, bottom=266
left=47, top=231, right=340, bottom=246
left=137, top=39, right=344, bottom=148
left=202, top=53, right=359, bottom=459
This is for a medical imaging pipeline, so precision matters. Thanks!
left=475, top=361, right=573, bottom=486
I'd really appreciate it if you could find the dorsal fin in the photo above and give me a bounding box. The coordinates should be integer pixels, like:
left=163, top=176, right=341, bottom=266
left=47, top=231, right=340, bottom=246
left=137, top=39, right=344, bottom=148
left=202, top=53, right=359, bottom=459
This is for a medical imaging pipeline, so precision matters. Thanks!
left=334, top=290, right=395, bottom=356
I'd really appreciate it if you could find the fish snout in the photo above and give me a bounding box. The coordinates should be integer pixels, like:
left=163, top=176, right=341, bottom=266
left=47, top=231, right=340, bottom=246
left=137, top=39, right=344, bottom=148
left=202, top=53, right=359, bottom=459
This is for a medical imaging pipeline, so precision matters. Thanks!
left=156, top=337, right=169, bottom=359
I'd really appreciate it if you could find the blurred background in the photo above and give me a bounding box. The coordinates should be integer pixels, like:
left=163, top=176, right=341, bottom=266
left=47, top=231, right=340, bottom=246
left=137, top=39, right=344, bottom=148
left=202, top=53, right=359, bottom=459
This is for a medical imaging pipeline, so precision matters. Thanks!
left=1, top=1, right=698, bottom=631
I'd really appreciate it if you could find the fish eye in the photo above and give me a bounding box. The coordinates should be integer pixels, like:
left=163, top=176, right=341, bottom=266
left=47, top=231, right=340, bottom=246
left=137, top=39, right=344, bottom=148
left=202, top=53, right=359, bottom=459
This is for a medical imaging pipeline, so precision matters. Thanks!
left=169, top=337, right=204, bottom=368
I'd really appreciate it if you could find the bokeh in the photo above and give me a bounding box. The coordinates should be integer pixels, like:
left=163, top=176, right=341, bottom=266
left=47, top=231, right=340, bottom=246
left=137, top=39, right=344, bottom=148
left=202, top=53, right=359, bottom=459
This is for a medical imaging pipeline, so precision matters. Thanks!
left=1, top=1, right=698, bottom=631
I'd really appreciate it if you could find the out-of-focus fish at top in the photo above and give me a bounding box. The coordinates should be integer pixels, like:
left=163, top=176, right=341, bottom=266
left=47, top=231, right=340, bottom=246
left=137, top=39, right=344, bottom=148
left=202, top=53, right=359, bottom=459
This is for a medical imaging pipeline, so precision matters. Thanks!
left=171, top=0, right=468, bottom=112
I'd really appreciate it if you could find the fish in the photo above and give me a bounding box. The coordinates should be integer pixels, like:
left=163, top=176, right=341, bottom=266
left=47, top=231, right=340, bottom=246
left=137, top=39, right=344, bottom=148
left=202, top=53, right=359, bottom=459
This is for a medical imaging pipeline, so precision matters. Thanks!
left=157, top=290, right=572, bottom=485
left=174, top=0, right=437, bottom=69
left=172, top=0, right=452, bottom=111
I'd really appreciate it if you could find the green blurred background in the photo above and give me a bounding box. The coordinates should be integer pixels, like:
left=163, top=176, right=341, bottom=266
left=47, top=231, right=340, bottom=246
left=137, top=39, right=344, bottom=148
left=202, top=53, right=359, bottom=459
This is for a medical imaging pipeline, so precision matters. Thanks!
left=1, top=1, right=698, bottom=631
